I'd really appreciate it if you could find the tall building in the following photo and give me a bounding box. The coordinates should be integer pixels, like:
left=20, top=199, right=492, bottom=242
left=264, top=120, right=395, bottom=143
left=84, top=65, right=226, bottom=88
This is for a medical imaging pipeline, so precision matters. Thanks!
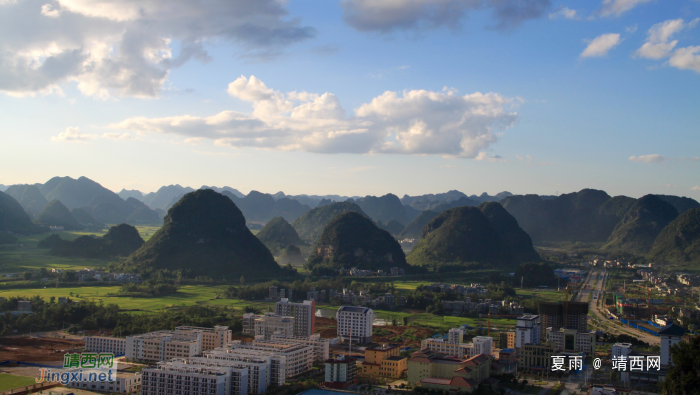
left=124, top=326, right=231, bottom=362
left=497, top=332, right=515, bottom=349
left=448, top=328, right=465, bottom=344
left=336, top=306, right=374, bottom=344
left=515, top=314, right=540, bottom=348
left=538, top=301, right=588, bottom=339
left=547, top=327, right=597, bottom=354
left=267, top=333, right=330, bottom=362
left=658, top=323, right=686, bottom=366
left=217, top=340, right=314, bottom=380
left=275, top=299, right=315, bottom=337
left=472, top=336, right=493, bottom=356
left=201, top=352, right=271, bottom=393
left=612, top=342, right=633, bottom=358
left=254, top=313, right=294, bottom=339
left=325, top=356, right=357, bottom=389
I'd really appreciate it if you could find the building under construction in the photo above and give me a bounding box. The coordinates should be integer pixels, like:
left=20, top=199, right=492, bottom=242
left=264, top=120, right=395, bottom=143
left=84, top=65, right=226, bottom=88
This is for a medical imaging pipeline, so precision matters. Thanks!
left=538, top=301, right=589, bottom=338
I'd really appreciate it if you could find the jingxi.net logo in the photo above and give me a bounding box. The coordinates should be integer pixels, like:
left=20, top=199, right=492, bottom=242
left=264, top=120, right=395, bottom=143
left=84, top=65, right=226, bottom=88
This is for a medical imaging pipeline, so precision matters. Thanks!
left=36, top=353, right=118, bottom=385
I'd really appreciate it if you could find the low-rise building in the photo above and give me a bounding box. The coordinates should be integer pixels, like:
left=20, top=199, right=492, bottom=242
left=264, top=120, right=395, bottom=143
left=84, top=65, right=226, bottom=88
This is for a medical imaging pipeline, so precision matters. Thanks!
left=407, top=349, right=492, bottom=393
left=547, top=327, right=597, bottom=354
left=362, top=344, right=407, bottom=379
left=84, top=336, right=126, bottom=355
left=141, top=361, right=229, bottom=395
left=325, top=356, right=357, bottom=389
left=68, top=371, right=141, bottom=394
left=254, top=313, right=294, bottom=339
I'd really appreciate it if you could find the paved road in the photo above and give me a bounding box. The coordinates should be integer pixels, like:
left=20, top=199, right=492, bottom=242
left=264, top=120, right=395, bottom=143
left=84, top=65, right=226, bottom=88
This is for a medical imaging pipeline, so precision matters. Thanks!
left=579, top=269, right=660, bottom=345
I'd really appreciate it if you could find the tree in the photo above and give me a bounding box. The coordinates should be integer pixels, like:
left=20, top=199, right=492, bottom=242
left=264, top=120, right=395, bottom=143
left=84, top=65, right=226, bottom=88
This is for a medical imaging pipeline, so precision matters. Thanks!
left=23, top=271, right=32, bottom=280
left=661, top=335, right=700, bottom=395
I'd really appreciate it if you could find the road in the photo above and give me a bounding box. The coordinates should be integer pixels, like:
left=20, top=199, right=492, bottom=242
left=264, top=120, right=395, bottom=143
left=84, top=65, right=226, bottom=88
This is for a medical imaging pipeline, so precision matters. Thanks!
left=577, top=269, right=660, bottom=345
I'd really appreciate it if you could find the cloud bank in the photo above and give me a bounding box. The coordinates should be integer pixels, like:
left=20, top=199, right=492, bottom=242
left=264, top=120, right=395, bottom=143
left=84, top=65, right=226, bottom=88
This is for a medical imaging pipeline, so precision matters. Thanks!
left=340, top=0, right=552, bottom=33
left=0, top=0, right=315, bottom=98
left=51, top=127, right=96, bottom=142
left=598, top=0, right=653, bottom=17
left=635, top=18, right=700, bottom=73
left=111, top=76, right=519, bottom=158
left=629, top=154, right=664, bottom=163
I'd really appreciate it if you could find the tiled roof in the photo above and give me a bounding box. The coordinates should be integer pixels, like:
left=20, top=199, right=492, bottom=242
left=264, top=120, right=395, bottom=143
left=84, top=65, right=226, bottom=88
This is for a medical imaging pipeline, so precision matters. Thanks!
left=420, top=377, right=451, bottom=385
left=658, top=324, right=686, bottom=337
left=450, top=376, right=478, bottom=388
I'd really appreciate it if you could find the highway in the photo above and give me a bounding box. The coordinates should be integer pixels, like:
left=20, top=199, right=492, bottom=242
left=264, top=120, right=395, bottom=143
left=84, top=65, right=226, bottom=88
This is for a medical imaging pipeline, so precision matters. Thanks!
left=576, top=269, right=660, bottom=346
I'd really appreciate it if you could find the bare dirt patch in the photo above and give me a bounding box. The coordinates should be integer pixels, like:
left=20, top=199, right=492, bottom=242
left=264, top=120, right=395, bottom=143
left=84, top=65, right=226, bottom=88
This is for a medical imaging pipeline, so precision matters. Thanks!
left=0, top=336, right=85, bottom=362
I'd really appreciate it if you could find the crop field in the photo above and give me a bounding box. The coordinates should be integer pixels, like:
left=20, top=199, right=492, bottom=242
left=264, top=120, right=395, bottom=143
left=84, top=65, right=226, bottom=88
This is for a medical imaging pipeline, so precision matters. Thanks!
left=0, top=373, right=36, bottom=391
left=516, top=288, right=566, bottom=303
left=0, top=225, right=161, bottom=274
left=0, top=284, right=273, bottom=313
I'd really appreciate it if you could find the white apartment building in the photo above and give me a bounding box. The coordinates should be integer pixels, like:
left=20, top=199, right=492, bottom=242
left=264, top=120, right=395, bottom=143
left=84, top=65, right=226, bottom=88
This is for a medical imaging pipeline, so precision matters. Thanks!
left=420, top=336, right=493, bottom=359
left=84, top=336, right=126, bottom=355
left=448, top=327, right=465, bottom=344
left=126, top=330, right=174, bottom=362
left=275, top=299, right=316, bottom=337
left=268, top=333, right=330, bottom=362
left=612, top=343, right=633, bottom=358
left=172, top=358, right=250, bottom=395
left=68, top=371, right=141, bottom=394
left=254, top=313, right=294, bottom=339
left=658, top=323, right=686, bottom=366
left=142, top=361, right=228, bottom=395
left=176, top=326, right=232, bottom=350
left=472, top=336, right=493, bottom=356
left=336, top=306, right=374, bottom=344
left=202, top=352, right=270, bottom=393
left=516, top=314, right=540, bottom=348
left=219, top=340, right=313, bottom=380
left=547, top=328, right=597, bottom=354
left=165, top=331, right=203, bottom=360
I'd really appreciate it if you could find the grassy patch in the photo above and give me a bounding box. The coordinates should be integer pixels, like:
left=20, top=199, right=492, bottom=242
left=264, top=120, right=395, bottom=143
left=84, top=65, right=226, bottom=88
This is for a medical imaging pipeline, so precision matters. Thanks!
left=0, top=373, right=36, bottom=391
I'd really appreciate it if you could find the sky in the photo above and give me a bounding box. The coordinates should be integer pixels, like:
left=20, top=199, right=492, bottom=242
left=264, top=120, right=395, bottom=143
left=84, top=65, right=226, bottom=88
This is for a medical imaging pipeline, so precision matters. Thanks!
left=1, top=0, right=699, bottom=199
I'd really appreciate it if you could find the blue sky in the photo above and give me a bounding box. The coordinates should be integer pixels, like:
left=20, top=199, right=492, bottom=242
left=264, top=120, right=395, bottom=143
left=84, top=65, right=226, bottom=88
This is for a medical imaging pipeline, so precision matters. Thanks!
left=0, top=0, right=698, bottom=199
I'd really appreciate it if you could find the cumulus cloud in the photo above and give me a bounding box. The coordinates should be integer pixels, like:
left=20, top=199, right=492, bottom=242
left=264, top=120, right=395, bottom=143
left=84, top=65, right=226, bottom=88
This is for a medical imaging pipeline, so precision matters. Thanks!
left=340, top=0, right=551, bottom=33
left=629, top=154, right=665, bottom=163
left=691, top=186, right=700, bottom=191
left=549, top=7, right=577, bottom=20
left=635, top=18, right=700, bottom=73
left=111, top=75, right=518, bottom=157
left=0, top=0, right=315, bottom=98
left=51, top=126, right=96, bottom=142
left=581, top=33, right=621, bottom=58
left=474, top=152, right=505, bottom=161
left=598, top=0, right=652, bottom=17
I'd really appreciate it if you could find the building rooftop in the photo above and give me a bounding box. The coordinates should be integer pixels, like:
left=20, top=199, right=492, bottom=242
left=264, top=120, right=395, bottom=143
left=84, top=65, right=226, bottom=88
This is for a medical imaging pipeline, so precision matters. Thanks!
left=385, top=356, right=406, bottom=361
left=338, top=306, right=370, bottom=314
left=658, top=323, right=686, bottom=337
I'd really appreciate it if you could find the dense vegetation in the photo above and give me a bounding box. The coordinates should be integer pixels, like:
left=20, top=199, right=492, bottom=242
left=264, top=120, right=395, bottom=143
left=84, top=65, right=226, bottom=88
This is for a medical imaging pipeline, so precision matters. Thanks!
left=378, top=219, right=405, bottom=236
left=291, top=201, right=368, bottom=242
left=306, top=212, right=410, bottom=275
left=50, top=224, right=144, bottom=258
left=256, top=216, right=303, bottom=253
left=4, top=184, right=48, bottom=219
left=660, top=334, right=700, bottom=395
left=399, top=210, right=439, bottom=239
left=124, top=189, right=280, bottom=279
left=407, top=203, right=540, bottom=269
left=513, top=262, right=561, bottom=288
left=648, top=208, right=700, bottom=265
left=603, top=195, right=678, bottom=254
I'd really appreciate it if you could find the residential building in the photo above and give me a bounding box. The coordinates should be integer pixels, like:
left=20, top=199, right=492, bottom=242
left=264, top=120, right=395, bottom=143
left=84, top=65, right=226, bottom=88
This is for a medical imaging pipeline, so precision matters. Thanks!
left=125, top=326, right=230, bottom=362
left=176, top=326, right=232, bottom=350
left=407, top=349, right=492, bottom=393
left=276, top=299, right=315, bottom=337
left=268, top=333, right=330, bottom=362
left=243, top=313, right=261, bottom=336
left=497, top=332, right=515, bottom=349
left=538, top=302, right=588, bottom=340
left=141, top=361, right=229, bottom=395
left=362, top=343, right=407, bottom=379
left=218, top=339, right=313, bottom=380
left=336, top=306, right=374, bottom=344
left=254, top=313, right=294, bottom=339
left=68, top=371, right=141, bottom=394
left=420, top=338, right=472, bottom=359
left=547, top=327, right=597, bottom=354
left=518, top=343, right=559, bottom=373
left=448, top=327, right=465, bottom=344
left=472, top=337, right=493, bottom=357
left=84, top=336, right=126, bottom=355
left=176, top=358, right=252, bottom=395
left=515, top=314, right=540, bottom=348
left=200, top=352, right=270, bottom=393
left=325, top=356, right=357, bottom=389
left=125, top=330, right=174, bottom=362
left=659, top=323, right=686, bottom=366
left=164, top=331, right=202, bottom=361
left=612, top=343, right=633, bottom=359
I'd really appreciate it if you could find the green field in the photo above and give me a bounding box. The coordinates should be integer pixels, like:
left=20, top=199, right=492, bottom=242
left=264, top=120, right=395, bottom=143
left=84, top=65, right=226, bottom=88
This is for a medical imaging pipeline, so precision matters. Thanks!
left=516, top=288, right=567, bottom=303
left=0, top=284, right=274, bottom=313
left=0, top=373, right=36, bottom=391
left=0, top=226, right=161, bottom=274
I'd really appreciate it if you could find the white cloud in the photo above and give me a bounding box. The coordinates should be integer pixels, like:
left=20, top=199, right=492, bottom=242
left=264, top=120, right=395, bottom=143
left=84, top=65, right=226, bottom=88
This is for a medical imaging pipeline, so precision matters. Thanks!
left=598, top=0, right=652, bottom=17
left=626, top=24, right=638, bottom=33
left=51, top=126, right=96, bottom=142
left=0, top=0, right=315, bottom=98
left=111, top=76, right=518, bottom=157
left=474, top=152, right=505, bottom=162
left=549, top=7, right=577, bottom=20
left=102, top=132, right=132, bottom=139
left=635, top=18, right=700, bottom=73
left=581, top=33, right=621, bottom=58
left=340, top=0, right=552, bottom=33
left=629, top=154, right=665, bottom=163
left=691, top=186, right=700, bottom=191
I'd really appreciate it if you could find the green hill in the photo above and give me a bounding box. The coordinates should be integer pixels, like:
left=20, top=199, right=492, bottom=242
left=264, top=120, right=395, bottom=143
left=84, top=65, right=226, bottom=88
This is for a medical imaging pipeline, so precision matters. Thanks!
left=256, top=216, right=303, bottom=253
left=0, top=191, right=44, bottom=234
left=378, top=219, right=405, bottom=237
left=356, top=194, right=407, bottom=224
left=50, top=224, right=144, bottom=258
left=71, top=208, right=99, bottom=225
left=38, top=176, right=117, bottom=209
left=291, top=202, right=368, bottom=242
left=654, top=195, right=700, bottom=215
left=5, top=185, right=48, bottom=218
left=37, top=234, right=62, bottom=249
left=407, top=204, right=539, bottom=268
left=307, top=211, right=409, bottom=274
left=648, top=208, right=700, bottom=265
left=126, top=189, right=279, bottom=279
left=34, top=200, right=82, bottom=230
left=603, top=195, right=678, bottom=254
left=399, top=210, right=439, bottom=239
